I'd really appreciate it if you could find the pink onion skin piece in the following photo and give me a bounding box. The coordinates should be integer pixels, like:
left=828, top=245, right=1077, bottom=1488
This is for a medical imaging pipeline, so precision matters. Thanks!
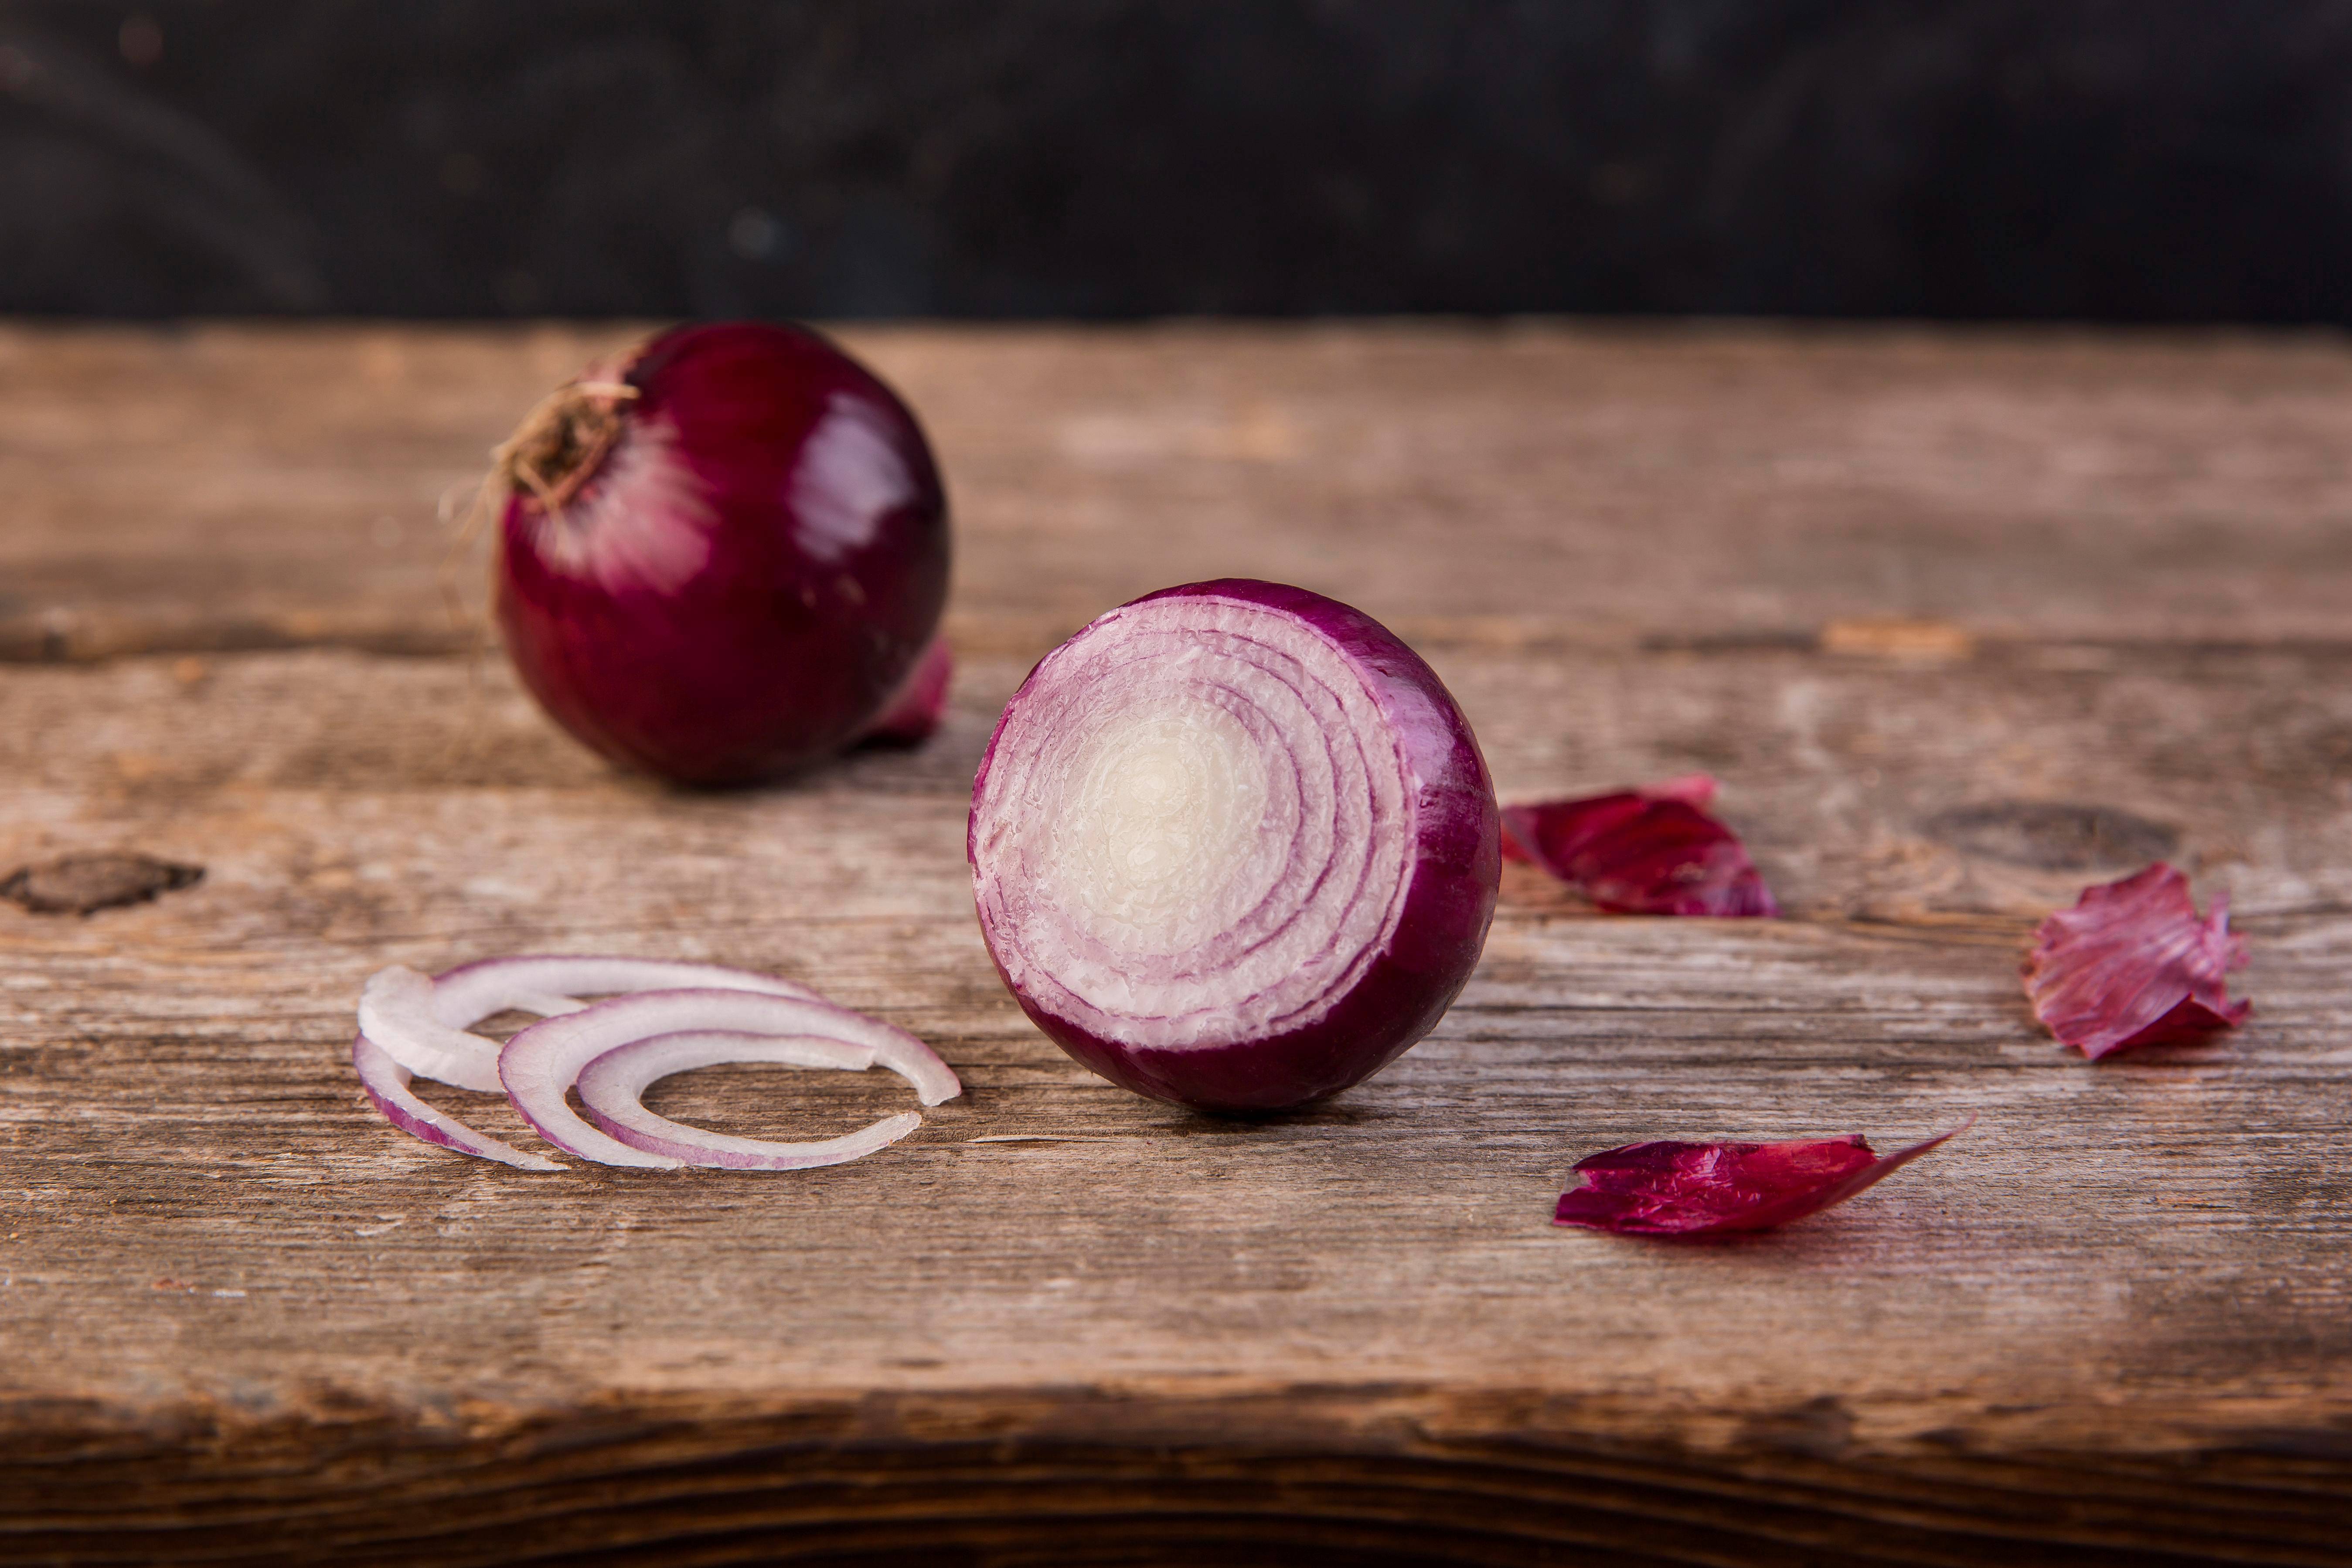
left=2023, top=863, right=2250, bottom=1059
left=1501, top=776, right=1778, bottom=917
left=970, top=578, right=1501, bottom=1115
left=854, top=635, right=953, bottom=747
left=1553, top=1119, right=1971, bottom=1237
left=497, top=321, right=950, bottom=786
left=351, top=1035, right=561, bottom=1173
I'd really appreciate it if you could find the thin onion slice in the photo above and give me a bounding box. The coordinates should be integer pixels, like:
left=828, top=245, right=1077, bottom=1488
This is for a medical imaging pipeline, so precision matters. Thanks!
left=359, top=954, right=823, bottom=1092
left=577, top=1030, right=919, bottom=1169
left=351, top=1034, right=561, bottom=1173
left=501, top=988, right=962, bottom=1169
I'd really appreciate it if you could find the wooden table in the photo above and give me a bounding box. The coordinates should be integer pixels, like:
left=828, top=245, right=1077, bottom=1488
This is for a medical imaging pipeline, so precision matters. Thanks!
left=2, top=322, right=2348, bottom=1565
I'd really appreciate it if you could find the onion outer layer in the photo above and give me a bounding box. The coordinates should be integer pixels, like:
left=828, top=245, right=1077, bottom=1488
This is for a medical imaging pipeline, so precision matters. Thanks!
left=969, top=578, right=1500, bottom=1113
left=494, top=321, right=951, bottom=785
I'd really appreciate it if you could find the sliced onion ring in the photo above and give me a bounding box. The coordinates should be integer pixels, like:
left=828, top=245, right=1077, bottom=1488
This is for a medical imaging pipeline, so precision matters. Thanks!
left=359, top=955, right=823, bottom=1092
left=351, top=1034, right=561, bottom=1173
left=576, top=1030, right=919, bottom=1170
left=501, top=988, right=963, bottom=1170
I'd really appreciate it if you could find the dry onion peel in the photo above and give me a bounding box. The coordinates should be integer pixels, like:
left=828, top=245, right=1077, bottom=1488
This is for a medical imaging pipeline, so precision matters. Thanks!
left=500, top=987, right=962, bottom=1170
left=576, top=1030, right=920, bottom=1169
left=1554, top=1116, right=1973, bottom=1236
left=2022, top=863, right=2250, bottom=1058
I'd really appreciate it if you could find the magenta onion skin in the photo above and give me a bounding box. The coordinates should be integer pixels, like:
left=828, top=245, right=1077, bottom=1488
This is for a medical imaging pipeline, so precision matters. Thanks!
left=970, top=578, right=1500, bottom=1114
left=497, top=321, right=950, bottom=786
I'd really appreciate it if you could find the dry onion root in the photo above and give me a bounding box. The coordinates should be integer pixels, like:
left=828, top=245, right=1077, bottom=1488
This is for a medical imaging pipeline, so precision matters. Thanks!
left=351, top=955, right=960, bottom=1172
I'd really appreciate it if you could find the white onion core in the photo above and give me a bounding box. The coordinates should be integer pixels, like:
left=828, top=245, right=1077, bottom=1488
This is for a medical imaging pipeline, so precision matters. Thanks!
left=1045, top=703, right=1274, bottom=947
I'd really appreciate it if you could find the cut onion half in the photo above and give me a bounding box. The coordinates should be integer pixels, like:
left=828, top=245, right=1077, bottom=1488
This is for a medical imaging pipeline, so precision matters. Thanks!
left=501, top=987, right=963, bottom=1169
left=968, top=579, right=1500, bottom=1112
left=576, top=1030, right=919, bottom=1169
left=351, top=1034, right=561, bottom=1173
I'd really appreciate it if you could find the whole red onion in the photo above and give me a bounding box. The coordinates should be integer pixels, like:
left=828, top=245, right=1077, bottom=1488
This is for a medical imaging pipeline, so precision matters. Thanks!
left=494, top=321, right=950, bottom=785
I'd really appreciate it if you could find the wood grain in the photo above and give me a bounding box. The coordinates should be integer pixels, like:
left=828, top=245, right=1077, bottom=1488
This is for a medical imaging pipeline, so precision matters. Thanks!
left=2, top=324, right=2349, bottom=1564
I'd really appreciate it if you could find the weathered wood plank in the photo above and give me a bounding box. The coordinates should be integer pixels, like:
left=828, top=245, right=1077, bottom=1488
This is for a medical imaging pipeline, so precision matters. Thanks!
left=8, top=322, right=2352, bottom=659
left=2, top=324, right=2350, bottom=1562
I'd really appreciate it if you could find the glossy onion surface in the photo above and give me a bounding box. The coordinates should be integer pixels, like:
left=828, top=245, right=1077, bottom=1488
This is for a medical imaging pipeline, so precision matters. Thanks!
left=497, top=321, right=950, bottom=785
left=969, top=579, right=1500, bottom=1113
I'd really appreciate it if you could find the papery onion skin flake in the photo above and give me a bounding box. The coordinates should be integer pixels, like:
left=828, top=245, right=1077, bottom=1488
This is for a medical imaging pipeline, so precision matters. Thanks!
left=969, top=579, right=1500, bottom=1114
left=2023, top=863, right=2250, bottom=1059
left=1501, top=774, right=1777, bottom=917
left=496, top=320, right=950, bottom=786
left=855, top=634, right=953, bottom=747
left=1554, top=1120, right=1970, bottom=1237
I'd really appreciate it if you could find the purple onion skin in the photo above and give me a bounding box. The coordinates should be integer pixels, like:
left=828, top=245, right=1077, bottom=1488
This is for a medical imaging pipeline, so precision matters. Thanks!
left=972, top=579, right=1501, bottom=1115
left=498, top=321, right=950, bottom=786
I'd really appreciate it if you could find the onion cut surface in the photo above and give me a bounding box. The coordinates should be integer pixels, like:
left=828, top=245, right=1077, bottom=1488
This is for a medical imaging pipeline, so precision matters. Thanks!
left=969, top=579, right=1499, bottom=1112
left=2023, top=863, right=2251, bottom=1058
left=1501, top=774, right=1778, bottom=917
left=500, top=988, right=961, bottom=1169
left=1554, top=1119, right=1972, bottom=1236
left=576, top=1031, right=919, bottom=1170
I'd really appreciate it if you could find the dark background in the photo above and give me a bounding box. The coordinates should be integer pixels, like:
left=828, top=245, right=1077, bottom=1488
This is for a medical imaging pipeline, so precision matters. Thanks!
left=3, top=0, right=2347, bottom=322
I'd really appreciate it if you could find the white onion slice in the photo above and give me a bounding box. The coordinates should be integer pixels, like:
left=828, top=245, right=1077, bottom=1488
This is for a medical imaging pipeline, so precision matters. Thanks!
left=358, top=954, right=824, bottom=1092
left=502, top=988, right=963, bottom=1169
left=351, top=1034, right=561, bottom=1173
left=576, top=1030, right=919, bottom=1170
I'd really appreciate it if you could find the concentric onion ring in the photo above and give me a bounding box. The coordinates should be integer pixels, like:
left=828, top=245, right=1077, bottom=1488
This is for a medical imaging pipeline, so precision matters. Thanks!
left=500, top=988, right=962, bottom=1170
left=575, top=1030, right=920, bottom=1170
left=352, top=1034, right=561, bottom=1172
left=359, top=954, right=821, bottom=1092
left=351, top=956, right=955, bottom=1171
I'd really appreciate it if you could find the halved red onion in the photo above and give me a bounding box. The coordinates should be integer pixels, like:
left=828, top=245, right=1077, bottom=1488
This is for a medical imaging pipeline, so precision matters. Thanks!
left=501, top=988, right=962, bottom=1169
left=1553, top=1118, right=1972, bottom=1236
left=968, top=579, right=1500, bottom=1113
left=351, top=1034, right=561, bottom=1172
left=575, top=1031, right=919, bottom=1170
left=358, top=954, right=823, bottom=1092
